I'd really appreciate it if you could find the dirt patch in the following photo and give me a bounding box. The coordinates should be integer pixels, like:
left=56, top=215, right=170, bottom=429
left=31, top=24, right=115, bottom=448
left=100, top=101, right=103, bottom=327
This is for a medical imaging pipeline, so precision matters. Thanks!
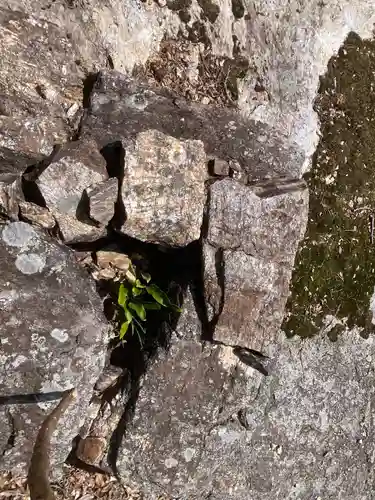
left=283, top=32, right=375, bottom=339
left=133, top=36, right=249, bottom=106
left=0, top=468, right=145, bottom=500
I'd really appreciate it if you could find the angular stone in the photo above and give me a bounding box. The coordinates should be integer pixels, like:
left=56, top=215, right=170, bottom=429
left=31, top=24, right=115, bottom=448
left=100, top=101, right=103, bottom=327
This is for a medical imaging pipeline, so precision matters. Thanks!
left=0, top=175, right=23, bottom=221
left=82, top=71, right=305, bottom=181
left=85, top=178, right=118, bottom=226
left=120, top=129, right=207, bottom=246
left=0, top=221, right=108, bottom=474
left=19, top=202, right=55, bottom=230
left=204, top=178, right=308, bottom=349
left=35, top=140, right=108, bottom=243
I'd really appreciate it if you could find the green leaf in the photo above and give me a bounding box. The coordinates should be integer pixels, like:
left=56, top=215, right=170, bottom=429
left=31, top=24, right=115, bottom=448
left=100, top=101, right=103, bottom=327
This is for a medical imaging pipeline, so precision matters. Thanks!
left=118, top=284, right=129, bottom=306
left=135, top=279, right=145, bottom=289
left=143, top=302, right=162, bottom=310
left=141, top=271, right=151, bottom=283
left=119, top=321, right=130, bottom=339
left=169, top=304, right=182, bottom=313
left=123, top=305, right=133, bottom=323
left=146, top=284, right=170, bottom=307
left=132, top=286, right=143, bottom=297
left=129, top=301, right=146, bottom=321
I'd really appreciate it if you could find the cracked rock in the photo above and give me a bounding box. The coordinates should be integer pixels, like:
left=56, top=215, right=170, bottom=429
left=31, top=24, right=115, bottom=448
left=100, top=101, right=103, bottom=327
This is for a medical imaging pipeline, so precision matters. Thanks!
left=19, top=202, right=55, bottom=230
left=0, top=221, right=108, bottom=474
left=204, top=178, right=309, bottom=350
left=35, top=140, right=108, bottom=243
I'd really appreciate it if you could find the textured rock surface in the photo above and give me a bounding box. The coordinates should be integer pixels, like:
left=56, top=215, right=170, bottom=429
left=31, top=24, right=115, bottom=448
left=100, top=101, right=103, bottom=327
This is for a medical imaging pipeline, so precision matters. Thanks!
left=35, top=140, right=108, bottom=243
left=204, top=178, right=309, bottom=349
left=121, top=129, right=207, bottom=245
left=83, top=71, right=305, bottom=181
left=0, top=221, right=108, bottom=473
left=117, top=295, right=375, bottom=500
left=18, top=202, right=56, bottom=230
left=85, top=178, right=118, bottom=226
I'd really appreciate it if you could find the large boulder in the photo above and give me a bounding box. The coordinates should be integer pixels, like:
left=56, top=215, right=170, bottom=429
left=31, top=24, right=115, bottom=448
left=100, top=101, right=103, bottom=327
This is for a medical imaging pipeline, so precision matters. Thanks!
left=0, top=221, right=108, bottom=473
left=115, top=294, right=375, bottom=500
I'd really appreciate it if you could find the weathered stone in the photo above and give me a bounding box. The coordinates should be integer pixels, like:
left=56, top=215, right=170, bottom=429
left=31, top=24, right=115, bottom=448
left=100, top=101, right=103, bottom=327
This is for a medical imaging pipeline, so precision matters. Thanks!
left=0, top=221, right=108, bottom=473
left=35, top=140, right=108, bottom=243
left=82, top=71, right=305, bottom=181
left=204, top=178, right=308, bottom=349
left=0, top=176, right=23, bottom=221
left=76, top=436, right=107, bottom=467
left=120, top=129, right=207, bottom=246
left=19, top=202, right=55, bottom=230
left=116, top=292, right=375, bottom=500
left=85, top=178, right=118, bottom=226
left=96, top=250, right=131, bottom=272
left=208, top=157, right=230, bottom=177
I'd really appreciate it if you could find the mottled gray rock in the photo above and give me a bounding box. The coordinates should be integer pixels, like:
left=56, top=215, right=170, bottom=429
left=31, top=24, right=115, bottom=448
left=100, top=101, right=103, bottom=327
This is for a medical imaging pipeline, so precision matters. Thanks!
left=19, top=202, right=55, bottom=230
left=35, top=140, right=108, bottom=243
left=121, top=129, right=207, bottom=246
left=82, top=71, right=305, bottom=181
left=85, top=178, right=118, bottom=226
left=116, top=292, right=375, bottom=500
left=0, top=221, right=108, bottom=474
left=204, top=178, right=308, bottom=349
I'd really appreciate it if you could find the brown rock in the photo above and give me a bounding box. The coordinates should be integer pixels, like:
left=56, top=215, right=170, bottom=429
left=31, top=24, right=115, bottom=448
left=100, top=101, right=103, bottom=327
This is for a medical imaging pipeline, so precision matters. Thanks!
left=85, top=178, right=118, bottom=226
left=76, top=437, right=107, bottom=466
left=19, top=202, right=55, bottom=230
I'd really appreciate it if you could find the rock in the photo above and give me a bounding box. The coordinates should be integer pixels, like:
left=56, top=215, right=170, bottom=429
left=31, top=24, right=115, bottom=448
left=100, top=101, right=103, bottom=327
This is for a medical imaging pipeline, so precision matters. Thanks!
left=96, top=250, right=131, bottom=272
left=120, top=129, right=207, bottom=246
left=0, top=175, right=23, bottom=221
left=35, top=140, right=108, bottom=243
left=208, top=157, right=230, bottom=177
left=19, top=202, right=55, bottom=230
left=203, top=178, right=308, bottom=350
left=115, top=291, right=375, bottom=500
left=82, top=71, right=305, bottom=182
left=0, top=221, right=108, bottom=474
left=85, top=178, right=118, bottom=226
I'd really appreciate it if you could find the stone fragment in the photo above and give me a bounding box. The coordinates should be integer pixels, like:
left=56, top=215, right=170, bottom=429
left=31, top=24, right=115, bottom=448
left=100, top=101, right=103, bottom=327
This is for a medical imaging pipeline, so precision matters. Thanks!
left=0, top=221, right=108, bottom=474
left=204, top=178, right=308, bottom=349
left=96, top=250, right=131, bottom=272
left=85, top=177, right=118, bottom=226
left=35, top=140, right=108, bottom=243
left=19, top=202, right=55, bottom=230
left=120, top=129, right=207, bottom=246
left=208, top=157, right=230, bottom=177
left=76, top=436, right=107, bottom=466
left=0, top=176, right=23, bottom=220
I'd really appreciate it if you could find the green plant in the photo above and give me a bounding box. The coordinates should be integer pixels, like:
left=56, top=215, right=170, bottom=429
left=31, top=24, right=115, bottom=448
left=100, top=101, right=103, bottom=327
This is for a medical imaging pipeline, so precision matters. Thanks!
left=116, top=262, right=181, bottom=344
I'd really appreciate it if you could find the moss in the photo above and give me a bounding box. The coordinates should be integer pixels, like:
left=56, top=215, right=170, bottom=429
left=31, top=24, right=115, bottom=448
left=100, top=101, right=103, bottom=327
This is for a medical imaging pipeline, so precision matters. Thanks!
left=283, top=32, right=375, bottom=339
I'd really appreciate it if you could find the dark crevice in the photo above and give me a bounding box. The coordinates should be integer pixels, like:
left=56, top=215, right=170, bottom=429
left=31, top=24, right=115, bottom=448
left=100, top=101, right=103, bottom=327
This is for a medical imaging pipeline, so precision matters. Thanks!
left=1, top=410, right=16, bottom=457
left=73, top=72, right=99, bottom=141
left=100, top=142, right=126, bottom=230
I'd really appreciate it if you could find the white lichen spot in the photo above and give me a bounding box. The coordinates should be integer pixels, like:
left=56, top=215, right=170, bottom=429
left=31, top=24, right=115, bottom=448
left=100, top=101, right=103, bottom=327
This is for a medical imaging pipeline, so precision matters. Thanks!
left=164, top=457, right=178, bottom=468
left=50, top=328, right=69, bottom=343
left=15, top=253, right=46, bottom=274
left=183, top=448, right=196, bottom=462
left=0, top=290, right=19, bottom=306
left=12, top=355, right=28, bottom=368
left=2, top=222, right=37, bottom=248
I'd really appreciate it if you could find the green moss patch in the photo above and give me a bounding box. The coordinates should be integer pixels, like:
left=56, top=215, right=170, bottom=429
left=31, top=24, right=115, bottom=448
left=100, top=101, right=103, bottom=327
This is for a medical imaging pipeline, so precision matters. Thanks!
left=283, top=33, right=375, bottom=339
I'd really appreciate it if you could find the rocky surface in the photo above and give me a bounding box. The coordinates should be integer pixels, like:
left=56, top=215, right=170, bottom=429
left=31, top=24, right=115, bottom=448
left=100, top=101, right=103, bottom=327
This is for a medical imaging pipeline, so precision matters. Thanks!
left=121, top=129, right=207, bottom=246
left=34, top=140, right=109, bottom=243
left=204, top=178, right=309, bottom=349
left=0, top=221, right=108, bottom=473
left=116, top=293, right=375, bottom=500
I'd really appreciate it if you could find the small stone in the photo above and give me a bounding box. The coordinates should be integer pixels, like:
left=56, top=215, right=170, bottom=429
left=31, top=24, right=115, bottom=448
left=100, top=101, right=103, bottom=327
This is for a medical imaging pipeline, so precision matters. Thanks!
left=94, top=365, right=124, bottom=393
left=96, top=250, right=131, bottom=271
left=156, top=0, right=167, bottom=6
left=76, top=436, right=107, bottom=466
left=85, top=177, right=118, bottom=226
left=209, top=157, right=230, bottom=177
left=19, top=202, right=55, bottom=230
